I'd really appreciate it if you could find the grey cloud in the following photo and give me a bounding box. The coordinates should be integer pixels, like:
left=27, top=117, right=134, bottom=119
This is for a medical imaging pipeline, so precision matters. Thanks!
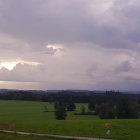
left=85, top=64, right=98, bottom=78
left=0, top=63, right=44, bottom=82
left=115, top=61, right=134, bottom=72
left=96, top=79, right=140, bottom=91
left=1, top=0, right=140, bottom=90
left=1, top=0, right=139, bottom=50
left=0, top=0, right=92, bottom=47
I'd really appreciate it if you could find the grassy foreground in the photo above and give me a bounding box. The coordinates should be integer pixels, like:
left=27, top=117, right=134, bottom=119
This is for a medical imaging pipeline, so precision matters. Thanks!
left=0, top=100, right=139, bottom=140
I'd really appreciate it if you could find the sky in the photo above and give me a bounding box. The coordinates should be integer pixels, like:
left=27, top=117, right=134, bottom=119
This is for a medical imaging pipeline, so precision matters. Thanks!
left=0, top=0, right=140, bottom=90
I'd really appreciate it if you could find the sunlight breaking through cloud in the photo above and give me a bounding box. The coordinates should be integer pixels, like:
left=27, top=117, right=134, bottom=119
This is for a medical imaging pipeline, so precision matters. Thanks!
left=46, top=44, right=64, bottom=56
left=0, top=60, right=40, bottom=71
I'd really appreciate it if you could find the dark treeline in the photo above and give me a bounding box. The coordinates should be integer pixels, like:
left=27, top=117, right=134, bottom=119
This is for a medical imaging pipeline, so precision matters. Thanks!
left=0, top=90, right=140, bottom=103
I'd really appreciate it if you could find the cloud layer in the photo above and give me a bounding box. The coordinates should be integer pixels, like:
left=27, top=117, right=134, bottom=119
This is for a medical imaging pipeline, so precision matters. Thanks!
left=0, top=0, right=140, bottom=90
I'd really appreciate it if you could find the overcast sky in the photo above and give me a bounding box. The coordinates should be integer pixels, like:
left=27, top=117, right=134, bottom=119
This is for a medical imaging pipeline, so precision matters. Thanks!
left=0, top=0, right=140, bottom=90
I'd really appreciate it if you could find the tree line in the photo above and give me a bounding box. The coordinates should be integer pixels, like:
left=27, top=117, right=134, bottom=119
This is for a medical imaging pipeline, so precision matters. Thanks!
left=0, top=90, right=140, bottom=102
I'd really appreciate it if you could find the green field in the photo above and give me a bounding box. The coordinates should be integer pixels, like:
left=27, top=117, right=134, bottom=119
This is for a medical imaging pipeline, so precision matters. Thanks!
left=0, top=100, right=139, bottom=140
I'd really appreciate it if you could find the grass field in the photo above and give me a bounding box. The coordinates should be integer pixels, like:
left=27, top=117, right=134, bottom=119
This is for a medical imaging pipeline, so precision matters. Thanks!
left=0, top=100, right=139, bottom=140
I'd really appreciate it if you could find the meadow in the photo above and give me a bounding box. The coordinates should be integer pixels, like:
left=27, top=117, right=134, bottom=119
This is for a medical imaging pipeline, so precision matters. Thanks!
left=0, top=100, right=139, bottom=140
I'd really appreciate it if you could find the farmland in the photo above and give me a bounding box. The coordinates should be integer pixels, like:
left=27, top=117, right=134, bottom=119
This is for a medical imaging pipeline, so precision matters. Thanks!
left=0, top=100, right=139, bottom=140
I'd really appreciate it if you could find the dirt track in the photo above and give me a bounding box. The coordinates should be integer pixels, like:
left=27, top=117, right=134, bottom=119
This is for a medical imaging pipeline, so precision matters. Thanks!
left=0, top=130, right=115, bottom=140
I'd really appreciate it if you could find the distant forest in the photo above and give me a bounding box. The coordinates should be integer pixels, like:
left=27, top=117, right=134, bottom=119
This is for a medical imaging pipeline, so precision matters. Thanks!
left=0, top=90, right=140, bottom=103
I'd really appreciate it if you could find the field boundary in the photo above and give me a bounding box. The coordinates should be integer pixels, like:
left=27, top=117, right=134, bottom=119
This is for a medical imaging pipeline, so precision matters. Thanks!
left=0, top=130, right=115, bottom=140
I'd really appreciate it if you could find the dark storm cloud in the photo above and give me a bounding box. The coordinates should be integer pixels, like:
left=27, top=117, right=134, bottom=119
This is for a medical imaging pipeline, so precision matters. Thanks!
left=0, top=0, right=139, bottom=50
left=0, top=0, right=93, bottom=48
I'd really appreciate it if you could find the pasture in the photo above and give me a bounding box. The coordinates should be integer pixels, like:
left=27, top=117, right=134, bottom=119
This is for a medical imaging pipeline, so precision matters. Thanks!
left=0, top=100, right=139, bottom=140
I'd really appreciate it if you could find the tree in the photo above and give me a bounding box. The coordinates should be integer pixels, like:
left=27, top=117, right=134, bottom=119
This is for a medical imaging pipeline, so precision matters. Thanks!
left=94, top=104, right=100, bottom=115
left=116, top=98, right=139, bottom=119
left=98, top=103, right=116, bottom=119
left=88, top=101, right=95, bottom=110
left=54, top=102, right=67, bottom=120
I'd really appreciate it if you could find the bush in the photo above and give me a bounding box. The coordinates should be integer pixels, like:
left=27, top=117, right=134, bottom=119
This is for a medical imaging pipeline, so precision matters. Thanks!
left=74, top=111, right=95, bottom=115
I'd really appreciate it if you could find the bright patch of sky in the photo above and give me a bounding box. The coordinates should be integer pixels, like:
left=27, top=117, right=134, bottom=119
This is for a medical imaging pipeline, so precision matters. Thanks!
left=0, top=60, right=40, bottom=71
